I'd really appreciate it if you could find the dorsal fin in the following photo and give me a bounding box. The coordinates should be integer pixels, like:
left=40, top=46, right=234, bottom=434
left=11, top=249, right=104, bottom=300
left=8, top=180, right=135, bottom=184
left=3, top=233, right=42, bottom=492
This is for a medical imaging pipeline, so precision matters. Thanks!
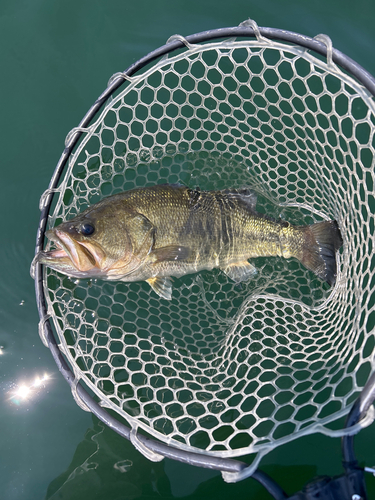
left=222, top=187, right=258, bottom=210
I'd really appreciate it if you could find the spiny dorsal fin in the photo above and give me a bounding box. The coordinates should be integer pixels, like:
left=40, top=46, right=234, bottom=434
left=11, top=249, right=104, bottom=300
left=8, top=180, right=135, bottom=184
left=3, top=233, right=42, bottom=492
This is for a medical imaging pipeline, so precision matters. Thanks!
left=222, top=187, right=258, bottom=210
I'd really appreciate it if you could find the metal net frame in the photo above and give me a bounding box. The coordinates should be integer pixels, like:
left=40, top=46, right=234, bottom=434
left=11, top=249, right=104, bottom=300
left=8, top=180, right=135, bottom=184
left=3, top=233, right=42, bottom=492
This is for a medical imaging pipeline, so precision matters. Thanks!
left=33, top=21, right=375, bottom=482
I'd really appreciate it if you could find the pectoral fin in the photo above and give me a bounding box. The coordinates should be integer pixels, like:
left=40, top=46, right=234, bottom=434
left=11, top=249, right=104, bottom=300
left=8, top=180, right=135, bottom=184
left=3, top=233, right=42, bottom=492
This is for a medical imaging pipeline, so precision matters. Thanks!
left=150, top=245, right=191, bottom=263
left=146, top=276, right=173, bottom=300
left=222, top=261, right=257, bottom=282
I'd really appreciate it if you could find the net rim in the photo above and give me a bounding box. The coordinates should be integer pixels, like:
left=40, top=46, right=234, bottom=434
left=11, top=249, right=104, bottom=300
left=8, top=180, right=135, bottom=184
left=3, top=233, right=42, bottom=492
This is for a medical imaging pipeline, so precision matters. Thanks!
left=33, top=22, right=375, bottom=476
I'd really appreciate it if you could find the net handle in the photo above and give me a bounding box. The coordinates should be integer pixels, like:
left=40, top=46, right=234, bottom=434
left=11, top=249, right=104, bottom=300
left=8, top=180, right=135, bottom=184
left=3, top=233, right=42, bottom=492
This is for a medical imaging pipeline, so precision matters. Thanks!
left=342, top=368, right=375, bottom=468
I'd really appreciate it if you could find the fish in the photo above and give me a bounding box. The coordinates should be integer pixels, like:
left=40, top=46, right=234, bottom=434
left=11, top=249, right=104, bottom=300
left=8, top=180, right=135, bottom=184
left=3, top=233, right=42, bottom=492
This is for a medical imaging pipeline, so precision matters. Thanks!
left=34, top=184, right=343, bottom=300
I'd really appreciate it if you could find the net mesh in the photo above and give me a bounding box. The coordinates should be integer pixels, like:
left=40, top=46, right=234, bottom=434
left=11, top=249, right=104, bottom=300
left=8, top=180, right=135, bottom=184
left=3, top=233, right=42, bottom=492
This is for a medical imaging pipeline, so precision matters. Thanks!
left=41, top=35, right=375, bottom=459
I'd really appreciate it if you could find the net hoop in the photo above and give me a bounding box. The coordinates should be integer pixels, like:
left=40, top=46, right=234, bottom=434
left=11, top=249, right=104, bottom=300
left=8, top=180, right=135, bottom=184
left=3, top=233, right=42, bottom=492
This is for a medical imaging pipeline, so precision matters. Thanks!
left=33, top=21, right=375, bottom=481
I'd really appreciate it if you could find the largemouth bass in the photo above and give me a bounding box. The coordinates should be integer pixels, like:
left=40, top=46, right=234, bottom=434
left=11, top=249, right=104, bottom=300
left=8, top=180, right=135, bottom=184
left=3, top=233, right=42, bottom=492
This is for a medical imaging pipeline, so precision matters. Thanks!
left=35, top=184, right=343, bottom=299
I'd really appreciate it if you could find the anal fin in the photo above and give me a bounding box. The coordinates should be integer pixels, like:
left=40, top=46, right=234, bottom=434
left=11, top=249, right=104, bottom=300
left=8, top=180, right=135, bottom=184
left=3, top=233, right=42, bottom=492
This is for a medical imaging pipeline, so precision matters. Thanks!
left=222, top=261, right=257, bottom=283
left=146, top=276, right=173, bottom=300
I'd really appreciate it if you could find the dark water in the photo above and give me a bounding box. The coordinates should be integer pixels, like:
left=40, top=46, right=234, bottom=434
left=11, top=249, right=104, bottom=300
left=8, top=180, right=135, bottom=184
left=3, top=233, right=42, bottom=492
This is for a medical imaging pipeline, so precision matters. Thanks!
left=1, top=1, right=375, bottom=499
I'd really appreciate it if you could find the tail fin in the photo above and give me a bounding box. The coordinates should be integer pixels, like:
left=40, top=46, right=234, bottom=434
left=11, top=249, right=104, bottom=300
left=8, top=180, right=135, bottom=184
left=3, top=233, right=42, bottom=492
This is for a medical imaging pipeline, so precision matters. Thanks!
left=299, top=220, right=343, bottom=286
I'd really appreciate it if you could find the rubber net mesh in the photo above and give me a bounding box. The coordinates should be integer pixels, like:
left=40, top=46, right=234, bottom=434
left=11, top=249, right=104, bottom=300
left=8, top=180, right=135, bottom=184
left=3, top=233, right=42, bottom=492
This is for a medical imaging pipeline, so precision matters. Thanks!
left=40, top=36, right=375, bottom=460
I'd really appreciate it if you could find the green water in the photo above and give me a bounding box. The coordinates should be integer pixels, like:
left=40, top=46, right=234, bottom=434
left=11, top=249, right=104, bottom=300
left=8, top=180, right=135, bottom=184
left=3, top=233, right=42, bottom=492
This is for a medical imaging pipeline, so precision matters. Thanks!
left=1, top=0, right=375, bottom=499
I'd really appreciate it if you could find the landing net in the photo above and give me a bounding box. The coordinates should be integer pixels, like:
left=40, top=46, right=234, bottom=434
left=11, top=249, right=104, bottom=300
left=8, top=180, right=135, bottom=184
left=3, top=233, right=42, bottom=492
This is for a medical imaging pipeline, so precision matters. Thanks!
left=33, top=21, right=375, bottom=481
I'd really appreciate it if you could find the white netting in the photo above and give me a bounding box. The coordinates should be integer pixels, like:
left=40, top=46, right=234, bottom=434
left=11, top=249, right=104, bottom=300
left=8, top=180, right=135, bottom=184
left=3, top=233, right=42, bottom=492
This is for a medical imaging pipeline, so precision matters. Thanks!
left=41, top=34, right=375, bottom=462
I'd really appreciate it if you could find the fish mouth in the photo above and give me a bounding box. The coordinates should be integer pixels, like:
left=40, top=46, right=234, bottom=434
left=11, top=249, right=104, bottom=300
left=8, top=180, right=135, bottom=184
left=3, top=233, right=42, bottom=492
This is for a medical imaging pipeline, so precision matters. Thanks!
left=37, top=229, right=104, bottom=275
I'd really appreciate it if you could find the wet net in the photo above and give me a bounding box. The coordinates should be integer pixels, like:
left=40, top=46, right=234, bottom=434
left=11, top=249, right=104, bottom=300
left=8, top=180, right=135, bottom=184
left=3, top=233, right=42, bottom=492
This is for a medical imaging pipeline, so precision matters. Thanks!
left=33, top=21, right=375, bottom=481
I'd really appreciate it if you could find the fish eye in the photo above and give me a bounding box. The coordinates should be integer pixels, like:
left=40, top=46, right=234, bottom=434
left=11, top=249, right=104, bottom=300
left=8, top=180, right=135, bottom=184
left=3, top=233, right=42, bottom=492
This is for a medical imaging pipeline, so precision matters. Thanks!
left=80, top=223, right=95, bottom=236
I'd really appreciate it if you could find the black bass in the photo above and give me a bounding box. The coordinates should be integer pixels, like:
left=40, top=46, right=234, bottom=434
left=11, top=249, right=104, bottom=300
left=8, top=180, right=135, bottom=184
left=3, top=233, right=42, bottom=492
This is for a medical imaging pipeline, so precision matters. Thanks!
left=35, top=184, right=343, bottom=299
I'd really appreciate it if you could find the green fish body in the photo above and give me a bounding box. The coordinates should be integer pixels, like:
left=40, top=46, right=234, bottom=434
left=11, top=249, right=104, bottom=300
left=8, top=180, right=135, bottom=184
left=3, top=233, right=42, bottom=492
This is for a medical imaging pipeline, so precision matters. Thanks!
left=36, top=184, right=343, bottom=299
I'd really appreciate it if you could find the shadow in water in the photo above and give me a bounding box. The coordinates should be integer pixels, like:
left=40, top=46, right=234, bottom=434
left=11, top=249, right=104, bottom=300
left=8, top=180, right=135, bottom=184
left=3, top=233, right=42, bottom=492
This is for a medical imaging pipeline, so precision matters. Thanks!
left=45, top=415, right=322, bottom=500
left=45, top=417, right=172, bottom=500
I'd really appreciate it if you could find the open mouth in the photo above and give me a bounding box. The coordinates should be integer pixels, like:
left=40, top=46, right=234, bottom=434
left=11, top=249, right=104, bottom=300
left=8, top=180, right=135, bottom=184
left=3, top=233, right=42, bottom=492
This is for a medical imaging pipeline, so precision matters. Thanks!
left=44, top=229, right=98, bottom=272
